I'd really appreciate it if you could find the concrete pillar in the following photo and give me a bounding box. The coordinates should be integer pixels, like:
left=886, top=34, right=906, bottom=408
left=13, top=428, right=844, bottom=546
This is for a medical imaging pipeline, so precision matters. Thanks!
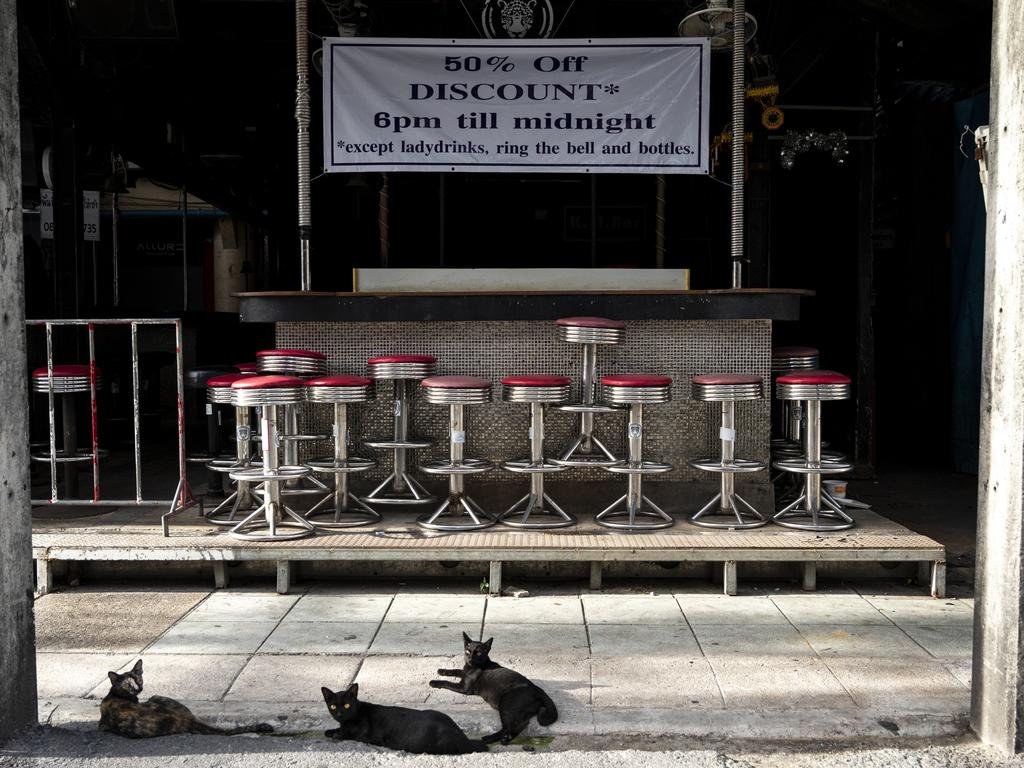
left=970, top=0, right=1024, bottom=754
left=0, top=0, right=38, bottom=741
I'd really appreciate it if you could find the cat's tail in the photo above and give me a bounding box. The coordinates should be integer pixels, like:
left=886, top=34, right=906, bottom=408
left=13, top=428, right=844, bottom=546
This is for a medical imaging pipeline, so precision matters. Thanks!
left=464, top=739, right=489, bottom=753
left=193, top=721, right=274, bottom=736
left=535, top=689, right=558, bottom=726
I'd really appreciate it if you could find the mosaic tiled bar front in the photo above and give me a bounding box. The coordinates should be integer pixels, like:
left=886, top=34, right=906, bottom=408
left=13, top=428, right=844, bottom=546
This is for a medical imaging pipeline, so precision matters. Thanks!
left=278, top=319, right=772, bottom=483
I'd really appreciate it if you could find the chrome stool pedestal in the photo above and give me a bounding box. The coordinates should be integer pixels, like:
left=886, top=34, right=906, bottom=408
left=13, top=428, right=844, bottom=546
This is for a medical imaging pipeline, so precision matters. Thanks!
left=362, top=356, right=437, bottom=506
left=304, top=376, right=379, bottom=528
left=203, top=374, right=262, bottom=526
left=227, top=376, right=316, bottom=542
left=499, top=375, right=574, bottom=529
left=688, top=375, right=768, bottom=529
left=597, top=375, right=674, bottom=531
left=770, top=346, right=820, bottom=506
left=553, top=317, right=625, bottom=467
left=417, top=376, right=495, bottom=531
left=773, top=371, right=855, bottom=532
left=256, top=349, right=330, bottom=496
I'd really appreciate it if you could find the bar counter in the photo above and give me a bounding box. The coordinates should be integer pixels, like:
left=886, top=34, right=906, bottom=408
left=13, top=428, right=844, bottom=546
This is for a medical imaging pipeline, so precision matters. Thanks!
left=237, top=288, right=810, bottom=324
left=233, top=288, right=810, bottom=488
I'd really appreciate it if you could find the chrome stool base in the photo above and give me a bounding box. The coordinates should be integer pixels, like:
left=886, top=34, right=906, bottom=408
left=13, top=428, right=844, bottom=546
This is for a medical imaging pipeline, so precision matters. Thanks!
left=689, top=490, right=768, bottom=529
left=596, top=493, right=674, bottom=530
left=305, top=456, right=380, bottom=528
left=773, top=490, right=855, bottom=531
left=498, top=490, right=575, bottom=529
left=417, top=494, right=496, bottom=532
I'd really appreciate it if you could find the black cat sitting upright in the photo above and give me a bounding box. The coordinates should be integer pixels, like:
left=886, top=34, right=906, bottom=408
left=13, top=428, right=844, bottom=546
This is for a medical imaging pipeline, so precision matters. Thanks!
left=429, top=632, right=558, bottom=745
left=320, top=683, right=487, bottom=755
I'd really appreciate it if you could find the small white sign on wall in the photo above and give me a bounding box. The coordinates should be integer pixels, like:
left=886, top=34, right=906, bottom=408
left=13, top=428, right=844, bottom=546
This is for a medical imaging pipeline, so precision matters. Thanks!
left=40, top=189, right=54, bottom=239
left=82, top=190, right=100, bottom=242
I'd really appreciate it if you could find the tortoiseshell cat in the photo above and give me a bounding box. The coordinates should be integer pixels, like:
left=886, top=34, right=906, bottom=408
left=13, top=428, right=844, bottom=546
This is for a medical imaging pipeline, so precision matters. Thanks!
left=429, top=632, right=558, bottom=745
left=99, top=660, right=273, bottom=738
left=321, top=683, right=487, bottom=755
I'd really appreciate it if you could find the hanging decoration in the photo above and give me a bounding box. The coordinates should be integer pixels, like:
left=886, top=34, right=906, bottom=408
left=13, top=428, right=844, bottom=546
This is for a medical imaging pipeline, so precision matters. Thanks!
left=747, top=81, right=784, bottom=129
left=710, top=127, right=753, bottom=173
left=779, top=129, right=849, bottom=170
left=480, top=0, right=556, bottom=38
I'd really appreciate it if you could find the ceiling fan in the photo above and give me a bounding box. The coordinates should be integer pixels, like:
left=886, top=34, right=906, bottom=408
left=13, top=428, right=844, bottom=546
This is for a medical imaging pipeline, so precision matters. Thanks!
left=678, top=0, right=757, bottom=52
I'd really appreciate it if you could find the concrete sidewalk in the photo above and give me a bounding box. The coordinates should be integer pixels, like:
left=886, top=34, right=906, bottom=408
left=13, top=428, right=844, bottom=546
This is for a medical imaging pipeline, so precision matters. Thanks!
left=32, top=579, right=973, bottom=745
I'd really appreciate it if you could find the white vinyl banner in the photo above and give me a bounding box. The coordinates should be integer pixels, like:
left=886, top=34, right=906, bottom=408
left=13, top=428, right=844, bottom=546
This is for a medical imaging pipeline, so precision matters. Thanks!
left=323, top=38, right=709, bottom=174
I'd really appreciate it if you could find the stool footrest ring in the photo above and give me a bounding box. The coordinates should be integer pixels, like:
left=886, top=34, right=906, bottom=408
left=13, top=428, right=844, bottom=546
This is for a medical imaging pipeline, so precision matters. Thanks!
left=365, top=438, right=433, bottom=450
left=687, top=457, right=767, bottom=474
left=420, top=458, right=493, bottom=475
left=307, top=457, right=376, bottom=474
left=229, top=465, right=312, bottom=483
left=558, top=403, right=624, bottom=414
left=502, top=458, right=568, bottom=474
left=772, top=458, right=853, bottom=475
left=605, top=460, right=673, bottom=475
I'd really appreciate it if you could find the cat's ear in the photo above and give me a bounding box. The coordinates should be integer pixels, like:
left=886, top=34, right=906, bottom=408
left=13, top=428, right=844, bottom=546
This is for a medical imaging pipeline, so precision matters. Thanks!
left=131, top=659, right=143, bottom=674
left=483, top=637, right=493, bottom=651
left=321, top=687, right=334, bottom=703
left=107, top=671, right=120, bottom=685
left=462, top=631, right=472, bottom=644
left=346, top=683, right=359, bottom=698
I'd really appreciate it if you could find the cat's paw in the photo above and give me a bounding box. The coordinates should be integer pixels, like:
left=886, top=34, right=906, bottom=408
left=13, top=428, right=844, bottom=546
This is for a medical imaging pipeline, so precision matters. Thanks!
left=428, top=680, right=443, bottom=688
left=324, top=728, right=342, bottom=739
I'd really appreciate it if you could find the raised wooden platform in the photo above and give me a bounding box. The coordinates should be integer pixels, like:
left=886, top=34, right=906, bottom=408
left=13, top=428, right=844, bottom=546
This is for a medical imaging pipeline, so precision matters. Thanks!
left=31, top=503, right=946, bottom=598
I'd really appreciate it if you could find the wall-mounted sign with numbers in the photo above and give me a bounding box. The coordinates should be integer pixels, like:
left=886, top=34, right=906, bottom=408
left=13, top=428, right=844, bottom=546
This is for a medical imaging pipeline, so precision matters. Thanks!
left=82, top=190, right=100, bottom=242
left=40, top=189, right=54, bottom=239
left=323, top=38, right=709, bottom=174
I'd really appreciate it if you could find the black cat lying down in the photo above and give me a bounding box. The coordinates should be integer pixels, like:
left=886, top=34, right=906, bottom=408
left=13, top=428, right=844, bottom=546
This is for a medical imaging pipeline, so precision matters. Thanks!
left=99, top=660, right=273, bottom=738
left=429, top=632, right=558, bottom=745
left=321, top=683, right=487, bottom=755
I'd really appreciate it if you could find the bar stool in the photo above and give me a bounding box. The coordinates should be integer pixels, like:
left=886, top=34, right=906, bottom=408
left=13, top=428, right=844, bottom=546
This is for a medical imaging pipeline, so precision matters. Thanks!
left=554, top=317, right=625, bottom=467
left=362, top=355, right=436, bottom=506
left=417, top=376, right=495, bottom=531
left=256, top=349, right=328, bottom=488
left=303, top=375, right=380, bottom=528
left=203, top=373, right=261, bottom=526
left=771, top=346, right=819, bottom=452
left=227, top=375, right=316, bottom=541
left=773, top=370, right=855, bottom=531
left=235, top=362, right=258, bottom=374
left=598, top=374, right=674, bottom=530
left=30, top=364, right=104, bottom=498
left=499, top=375, right=574, bottom=529
left=688, top=374, right=768, bottom=529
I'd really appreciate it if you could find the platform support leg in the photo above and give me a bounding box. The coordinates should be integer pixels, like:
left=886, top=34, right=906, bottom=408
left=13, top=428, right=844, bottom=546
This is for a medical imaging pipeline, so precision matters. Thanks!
left=589, top=562, right=603, bottom=591
left=35, top=559, right=52, bottom=597
left=802, top=562, right=817, bottom=592
left=276, top=560, right=292, bottom=595
left=488, top=561, right=502, bottom=596
left=932, top=561, right=947, bottom=599
left=722, top=561, right=738, bottom=596
left=213, top=562, right=229, bottom=590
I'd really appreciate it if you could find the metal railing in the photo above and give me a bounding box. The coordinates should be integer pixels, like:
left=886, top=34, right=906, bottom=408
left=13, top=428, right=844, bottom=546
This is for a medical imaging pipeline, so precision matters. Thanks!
left=26, top=318, right=200, bottom=535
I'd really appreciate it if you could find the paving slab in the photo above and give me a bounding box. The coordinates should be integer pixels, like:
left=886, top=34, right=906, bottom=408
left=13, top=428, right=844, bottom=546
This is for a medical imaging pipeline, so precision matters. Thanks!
left=859, top=596, right=974, bottom=625
left=823, top=657, right=970, bottom=711
left=145, top=620, right=279, bottom=655
left=898, top=624, right=973, bottom=659
left=674, top=594, right=787, bottom=625
left=259, top=621, right=381, bottom=655
left=479, top=623, right=590, bottom=656
left=798, top=624, right=932, bottom=658
left=708, top=656, right=856, bottom=709
left=34, top=590, right=209, bottom=653
left=225, top=655, right=361, bottom=702
left=691, top=624, right=816, bottom=657
left=86, top=654, right=249, bottom=702
left=591, top=655, right=722, bottom=709
left=369, top=622, right=480, bottom=655
left=283, top=594, right=392, bottom=623
left=355, top=654, right=459, bottom=705
left=587, top=623, right=701, bottom=657
left=383, top=594, right=486, bottom=623
left=941, top=659, right=972, bottom=688
left=770, top=594, right=888, bottom=626
left=36, top=653, right=135, bottom=699
left=484, top=595, right=584, bottom=624
left=183, top=592, right=300, bottom=623
left=581, top=594, right=685, bottom=624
